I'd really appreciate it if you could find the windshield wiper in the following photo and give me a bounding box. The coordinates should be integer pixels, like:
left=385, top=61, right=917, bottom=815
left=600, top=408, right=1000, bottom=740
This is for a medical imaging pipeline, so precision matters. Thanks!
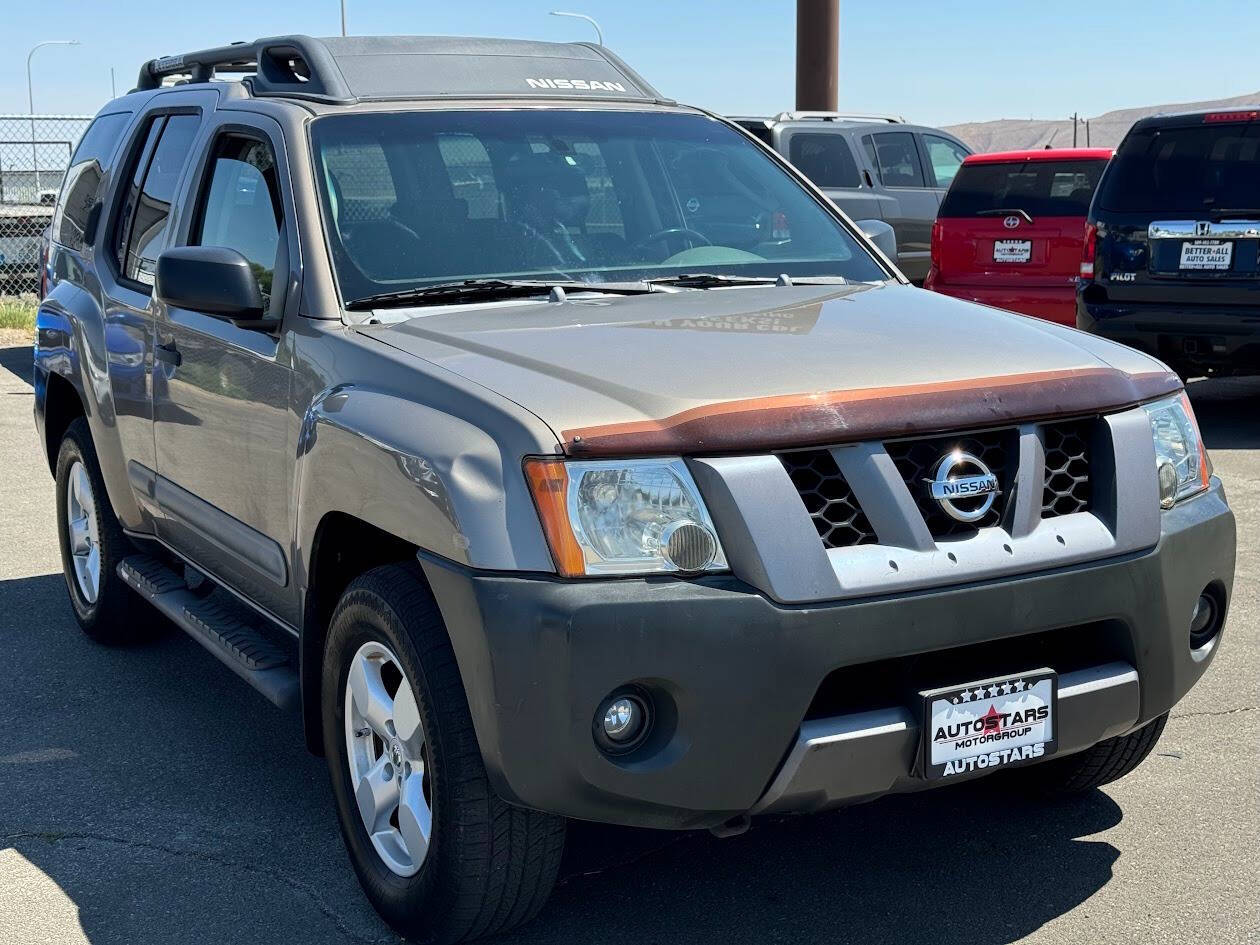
left=977, top=208, right=1034, bottom=224
left=345, top=278, right=653, bottom=311
left=646, top=272, right=850, bottom=290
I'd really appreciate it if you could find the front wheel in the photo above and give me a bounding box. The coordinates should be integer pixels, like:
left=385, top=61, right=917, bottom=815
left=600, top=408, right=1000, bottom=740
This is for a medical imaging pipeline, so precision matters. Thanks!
left=322, top=564, right=565, bottom=943
left=1025, top=714, right=1169, bottom=793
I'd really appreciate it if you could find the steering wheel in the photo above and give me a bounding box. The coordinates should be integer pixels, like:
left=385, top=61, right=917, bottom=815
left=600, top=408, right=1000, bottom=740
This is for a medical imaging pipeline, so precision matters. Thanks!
left=629, top=227, right=712, bottom=256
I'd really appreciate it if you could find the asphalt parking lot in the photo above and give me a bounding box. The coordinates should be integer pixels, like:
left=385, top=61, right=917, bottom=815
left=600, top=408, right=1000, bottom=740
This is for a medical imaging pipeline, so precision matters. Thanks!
left=0, top=341, right=1256, bottom=945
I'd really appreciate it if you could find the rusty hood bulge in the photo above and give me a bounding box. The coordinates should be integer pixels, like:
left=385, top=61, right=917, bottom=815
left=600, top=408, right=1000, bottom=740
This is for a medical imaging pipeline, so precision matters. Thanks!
left=360, top=282, right=1180, bottom=455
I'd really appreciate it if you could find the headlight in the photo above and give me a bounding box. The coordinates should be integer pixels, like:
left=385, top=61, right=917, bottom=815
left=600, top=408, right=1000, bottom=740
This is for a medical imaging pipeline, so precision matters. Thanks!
left=1144, top=392, right=1210, bottom=509
left=524, top=458, right=727, bottom=577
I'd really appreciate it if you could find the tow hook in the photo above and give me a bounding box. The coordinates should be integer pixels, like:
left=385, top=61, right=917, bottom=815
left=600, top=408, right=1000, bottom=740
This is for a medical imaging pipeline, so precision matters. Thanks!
left=708, top=814, right=751, bottom=839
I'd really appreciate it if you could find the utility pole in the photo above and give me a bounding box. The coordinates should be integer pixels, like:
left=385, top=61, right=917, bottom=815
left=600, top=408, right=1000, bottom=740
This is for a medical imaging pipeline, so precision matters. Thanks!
left=340, top=0, right=347, bottom=36
left=1072, top=112, right=1078, bottom=147
left=1085, top=119, right=1091, bottom=147
left=26, top=40, right=80, bottom=197
left=796, top=0, right=839, bottom=112
left=110, top=67, right=116, bottom=99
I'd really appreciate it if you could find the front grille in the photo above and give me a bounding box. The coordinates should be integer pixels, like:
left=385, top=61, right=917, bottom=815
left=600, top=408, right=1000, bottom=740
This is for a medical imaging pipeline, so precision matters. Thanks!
left=886, top=429, right=1017, bottom=538
left=1042, top=420, right=1092, bottom=517
left=780, top=449, right=877, bottom=549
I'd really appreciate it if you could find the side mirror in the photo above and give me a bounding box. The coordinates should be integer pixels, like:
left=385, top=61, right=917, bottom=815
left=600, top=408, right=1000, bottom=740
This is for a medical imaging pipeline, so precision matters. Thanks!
left=155, top=245, right=265, bottom=321
left=855, top=218, right=898, bottom=263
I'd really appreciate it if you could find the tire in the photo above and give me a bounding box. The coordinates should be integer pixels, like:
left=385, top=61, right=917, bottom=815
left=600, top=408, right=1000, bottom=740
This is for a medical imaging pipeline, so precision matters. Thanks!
left=1026, top=713, right=1169, bottom=793
left=54, top=417, right=152, bottom=644
left=322, top=563, right=565, bottom=943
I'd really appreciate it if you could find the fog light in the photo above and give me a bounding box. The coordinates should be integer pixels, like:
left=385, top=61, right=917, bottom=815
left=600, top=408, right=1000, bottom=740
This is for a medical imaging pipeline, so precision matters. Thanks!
left=594, top=691, right=650, bottom=753
left=1157, top=461, right=1179, bottom=509
left=603, top=698, right=639, bottom=740
left=1189, top=593, right=1220, bottom=649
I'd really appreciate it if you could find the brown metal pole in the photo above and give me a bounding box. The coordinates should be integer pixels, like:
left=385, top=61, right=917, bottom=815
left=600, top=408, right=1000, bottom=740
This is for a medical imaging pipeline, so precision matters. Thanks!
left=796, top=0, right=839, bottom=112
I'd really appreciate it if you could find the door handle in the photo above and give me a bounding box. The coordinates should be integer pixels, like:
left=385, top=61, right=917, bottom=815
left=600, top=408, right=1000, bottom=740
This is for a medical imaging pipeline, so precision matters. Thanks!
left=154, top=341, right=182, bottom=367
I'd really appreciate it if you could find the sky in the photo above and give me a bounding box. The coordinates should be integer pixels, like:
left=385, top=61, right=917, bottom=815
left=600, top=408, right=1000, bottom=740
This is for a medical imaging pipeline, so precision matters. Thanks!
left=2, top=0, right=1258, bottom=124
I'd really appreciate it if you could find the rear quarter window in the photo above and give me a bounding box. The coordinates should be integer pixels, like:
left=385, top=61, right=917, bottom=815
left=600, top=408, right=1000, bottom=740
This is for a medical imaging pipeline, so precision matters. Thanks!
left=939, top=160, right=1107, bottom=217
left=53, top=112, right=131, bottom=250
left=1098, top=121, right=1260, bottom=213
left=788, top=133, right=860, bottom=188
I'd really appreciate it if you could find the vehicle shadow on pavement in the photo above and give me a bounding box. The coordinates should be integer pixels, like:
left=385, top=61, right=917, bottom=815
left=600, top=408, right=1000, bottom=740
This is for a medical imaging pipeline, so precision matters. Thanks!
left=0, top=344, right=32, bottom=387
left=1187, top=376, right=1260, bottom=451
left=0, top=573, right=394, bottom=945
left=1, top=570, right=1127, bottom=945
left=530, top=786, right=1123, bottom=945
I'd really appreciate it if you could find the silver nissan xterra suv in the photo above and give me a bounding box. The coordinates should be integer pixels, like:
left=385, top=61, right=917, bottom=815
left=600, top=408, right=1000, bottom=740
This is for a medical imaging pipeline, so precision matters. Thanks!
left=35, top=35, right=1235, bottom=943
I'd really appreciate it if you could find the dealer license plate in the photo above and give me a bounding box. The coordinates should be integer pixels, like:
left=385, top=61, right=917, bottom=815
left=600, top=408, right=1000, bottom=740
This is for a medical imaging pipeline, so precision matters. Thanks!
left=921, top=668, right=1057, bottom=780
left=993, top=239, right=1032, bottom=263
left=1179, top=240, right=1233, bottom=270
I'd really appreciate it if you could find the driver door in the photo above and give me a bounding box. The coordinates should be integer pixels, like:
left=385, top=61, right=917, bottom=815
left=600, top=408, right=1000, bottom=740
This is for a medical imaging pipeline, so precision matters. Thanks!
left=151, top=115, right=299, bottom=624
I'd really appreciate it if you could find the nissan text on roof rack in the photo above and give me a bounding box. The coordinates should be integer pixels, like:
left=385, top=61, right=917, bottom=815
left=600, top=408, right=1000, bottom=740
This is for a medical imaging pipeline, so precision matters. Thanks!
left=35, top=33, right=1235, bottom=943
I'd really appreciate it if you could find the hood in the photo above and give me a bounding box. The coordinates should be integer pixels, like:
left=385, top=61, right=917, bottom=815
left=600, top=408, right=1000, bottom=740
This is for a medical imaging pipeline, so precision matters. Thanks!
left=359, top=283, right=1180, bottom=455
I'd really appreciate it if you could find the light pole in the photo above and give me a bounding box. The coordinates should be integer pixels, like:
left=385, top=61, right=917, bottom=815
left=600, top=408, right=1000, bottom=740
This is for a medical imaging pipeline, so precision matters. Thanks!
left=340, top=0, right=347, bottom=36
left=549, top=11, right=604, bottom=45
left=26, top=40, right=80, bottom=197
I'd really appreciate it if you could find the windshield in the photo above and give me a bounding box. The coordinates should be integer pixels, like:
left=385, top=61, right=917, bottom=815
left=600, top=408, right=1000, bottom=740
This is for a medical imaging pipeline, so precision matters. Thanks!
left=1098, top=122, right=1260, bottom=213
left=939, top=160, right=1107, bottom=218
left=310, top=109, right=889, bottom=302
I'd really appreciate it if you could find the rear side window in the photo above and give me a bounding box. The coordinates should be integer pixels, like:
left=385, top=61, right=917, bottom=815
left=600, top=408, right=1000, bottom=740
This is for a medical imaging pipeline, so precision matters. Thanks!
left=922, top=134, right=970, bottom=188
left=115, top=113, right=200, bottom=286
left=193, top=136, right=284, bottom=316
left=1099, top=122, right=1260, bottom=213
left=863, top=132, right=925, bottom=188
left=54, top=112, right=130, bottom=250
left=939, top=160, right=1107, bottom=218
left=788, top=133, right=860, bottom=188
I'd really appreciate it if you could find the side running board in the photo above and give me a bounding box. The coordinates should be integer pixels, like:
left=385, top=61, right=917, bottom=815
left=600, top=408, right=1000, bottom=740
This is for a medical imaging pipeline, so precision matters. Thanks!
left=118, top=555, right=299, bottom=710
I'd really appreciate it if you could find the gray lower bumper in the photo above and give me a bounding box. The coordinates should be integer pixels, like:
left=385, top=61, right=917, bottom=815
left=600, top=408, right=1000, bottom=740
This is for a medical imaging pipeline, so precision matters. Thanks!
left=422, top=481, right=1234, bottom=831
left=751, top=662, right=1139, bottom=814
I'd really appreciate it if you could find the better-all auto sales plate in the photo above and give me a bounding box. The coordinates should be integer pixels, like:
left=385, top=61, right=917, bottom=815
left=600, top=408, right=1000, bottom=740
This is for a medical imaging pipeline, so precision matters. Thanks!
left=1179, top=240, right=1233, bottom=270
left=920, top=668, right=1057, bottom=780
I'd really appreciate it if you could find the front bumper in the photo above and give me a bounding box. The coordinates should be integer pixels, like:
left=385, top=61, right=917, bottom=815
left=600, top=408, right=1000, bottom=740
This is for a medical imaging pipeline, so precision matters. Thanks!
left=421, top=481, right=1234, bottom=830
left=1078, top=296, right=1260, bottom=374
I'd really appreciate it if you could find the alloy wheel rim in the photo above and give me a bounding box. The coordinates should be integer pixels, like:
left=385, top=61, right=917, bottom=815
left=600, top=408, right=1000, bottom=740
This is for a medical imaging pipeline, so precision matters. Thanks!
left=65, top=460, right=101, bottom=604
left=344, top=640, right=432, bottom=877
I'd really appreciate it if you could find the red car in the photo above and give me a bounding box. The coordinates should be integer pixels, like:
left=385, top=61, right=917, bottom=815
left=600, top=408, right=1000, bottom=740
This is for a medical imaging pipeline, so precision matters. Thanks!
left=925, top=148, right=1112, bottom=324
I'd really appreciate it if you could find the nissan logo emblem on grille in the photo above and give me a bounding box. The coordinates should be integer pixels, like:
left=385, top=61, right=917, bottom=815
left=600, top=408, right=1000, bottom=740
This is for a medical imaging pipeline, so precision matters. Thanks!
left=1003, top=215, right=1020, bottom=229
left=929, top=450, right=1000, bottom=523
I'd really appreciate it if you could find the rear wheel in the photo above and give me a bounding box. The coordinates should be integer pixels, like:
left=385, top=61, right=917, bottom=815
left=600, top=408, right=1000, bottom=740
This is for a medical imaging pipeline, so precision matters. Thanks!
left=1025, top=714, right=1169, bottom=793
left=322, top=563, right=565, bottom=943
left=54, top=417, right=152, bottom=644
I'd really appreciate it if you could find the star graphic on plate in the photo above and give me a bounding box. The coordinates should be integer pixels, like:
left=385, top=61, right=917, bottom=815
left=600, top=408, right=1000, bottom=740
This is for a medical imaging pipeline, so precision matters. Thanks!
left=1013, top=679, right=1026, bottom=692
left=959, top=690, right=971, bottom=702
left=972, top=688, right=984, bottom=700
left=1000, top=683, right=1011, bottom=695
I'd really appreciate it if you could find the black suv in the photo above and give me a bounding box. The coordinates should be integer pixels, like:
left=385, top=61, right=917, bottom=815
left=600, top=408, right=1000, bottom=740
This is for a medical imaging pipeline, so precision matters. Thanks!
left=1078, top=107, right=1260, bottom=377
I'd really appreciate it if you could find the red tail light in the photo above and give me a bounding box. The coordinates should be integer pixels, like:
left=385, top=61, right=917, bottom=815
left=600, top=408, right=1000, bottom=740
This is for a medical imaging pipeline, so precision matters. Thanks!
left=1080, top=222, right=1097, bottom=279
left=1204, top=110, right=1258, bottom=123
left=930, top=220, right=943, bottom=267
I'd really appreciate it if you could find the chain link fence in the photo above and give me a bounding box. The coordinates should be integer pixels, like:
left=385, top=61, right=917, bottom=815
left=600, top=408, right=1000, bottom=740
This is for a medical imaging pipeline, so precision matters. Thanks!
left=1, top=114, right=93, bottom=295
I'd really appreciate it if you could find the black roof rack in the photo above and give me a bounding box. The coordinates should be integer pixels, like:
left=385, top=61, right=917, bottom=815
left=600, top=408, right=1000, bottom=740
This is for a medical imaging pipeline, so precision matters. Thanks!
left=133, top=34, right=669, bottom=106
